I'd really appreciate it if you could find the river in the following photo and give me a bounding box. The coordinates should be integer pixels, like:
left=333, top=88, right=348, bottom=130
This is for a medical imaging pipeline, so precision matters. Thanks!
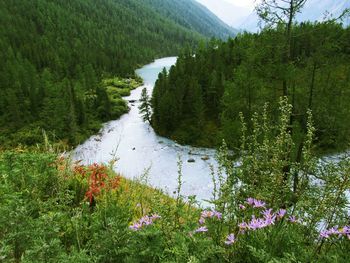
left=73, top=57, right=350, bottom=205
left=73, top=57, right=218, bottom=203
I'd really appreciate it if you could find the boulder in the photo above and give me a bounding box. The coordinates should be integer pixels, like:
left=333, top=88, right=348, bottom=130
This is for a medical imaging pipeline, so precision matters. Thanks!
left=201, top=156, right=210, bottom=161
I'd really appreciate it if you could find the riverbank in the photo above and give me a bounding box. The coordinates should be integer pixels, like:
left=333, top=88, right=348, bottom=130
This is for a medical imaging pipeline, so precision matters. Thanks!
left=2, top=145, right=349, bottom=262
left=73, top=57, right=220, bottom=203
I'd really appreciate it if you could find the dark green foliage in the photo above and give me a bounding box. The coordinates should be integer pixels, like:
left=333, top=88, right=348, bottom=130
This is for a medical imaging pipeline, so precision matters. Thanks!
left=151, top=22, right=350, bottom=152
left=139, top=88, right=152, bottom=123
left=142, top=0, right=237, bottom=39
left=0, top=0, right=233, bottom=147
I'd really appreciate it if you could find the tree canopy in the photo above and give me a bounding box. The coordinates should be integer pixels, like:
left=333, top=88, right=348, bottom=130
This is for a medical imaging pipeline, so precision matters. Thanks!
left=151, top=22, right=350, bottom=153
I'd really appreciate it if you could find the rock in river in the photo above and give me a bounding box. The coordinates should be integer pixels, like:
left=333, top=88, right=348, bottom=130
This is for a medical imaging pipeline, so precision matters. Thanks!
left=201, top=156, right=210, bottom=161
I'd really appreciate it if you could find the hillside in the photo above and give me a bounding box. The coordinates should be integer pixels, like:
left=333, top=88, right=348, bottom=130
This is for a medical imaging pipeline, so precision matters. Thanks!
left=151, top=22, right=350, bottom=152
left=144, top=0, right=237, bottom=39
left=0, top=0, right=235, bottom=148
left=1, top=127, right=349, bottom=261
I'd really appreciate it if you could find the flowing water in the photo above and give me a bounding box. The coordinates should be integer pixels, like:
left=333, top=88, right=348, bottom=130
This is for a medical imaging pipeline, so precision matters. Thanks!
left=73, top=57, right=218, bottom=202
left=73, top=56, right=350, bottom=205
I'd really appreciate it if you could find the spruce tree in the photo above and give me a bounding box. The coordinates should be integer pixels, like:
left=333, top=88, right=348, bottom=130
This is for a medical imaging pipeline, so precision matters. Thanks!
left=139, top=87, right=152, bottom=123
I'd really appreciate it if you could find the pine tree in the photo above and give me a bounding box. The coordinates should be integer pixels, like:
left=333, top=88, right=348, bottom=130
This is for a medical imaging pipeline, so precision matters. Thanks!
left=139, top=87, right=152, bottom=123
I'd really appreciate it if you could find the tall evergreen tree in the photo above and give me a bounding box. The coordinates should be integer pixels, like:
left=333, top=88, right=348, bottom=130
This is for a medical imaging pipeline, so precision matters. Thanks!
left=139, top=88, right=152, bottom=123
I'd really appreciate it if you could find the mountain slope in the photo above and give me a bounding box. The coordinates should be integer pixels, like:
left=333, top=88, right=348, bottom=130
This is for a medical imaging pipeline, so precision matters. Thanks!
left=144, top=0, right=237, bottom=38
left=0, top=0, right=235, bottom=147
left=196, top=0, right=251, bottom=28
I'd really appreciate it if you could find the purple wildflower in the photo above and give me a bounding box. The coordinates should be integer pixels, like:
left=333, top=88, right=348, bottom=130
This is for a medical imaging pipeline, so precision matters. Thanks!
left=129, top=213, right=161, bottom=231
left=213, top=210, right=223, bottom=219
left=200, top=210, right=222, bottom=221
left=195, top=226, right=208, bottom=233
left=199, top=217, right=205, bottom=225
left=245, top=198, right=266, bottom=208
left=139, top=216, right=152, bottom=225
left=129, top=222, right=142, bottom=231
left=246, top=197, right=255, bottom=205
left=339, top=226, right=350, bottom=235
left=320, top=226, right=340, bottom=239
left=253, top=199, right=266, bottom=208
left=239, top=222, right=249, bottom=232
left=249, top=216, right=267, bottom=230
left=276, top=209, right=287, bottom=219
left=201, top=210, right=212, bottom=218
left=262, top=209, right=276, bottom=225
left=239, top=204, right=246, bottom=210
left=224, top=234, right=236, bottom=245
left=319, top=230, right=330, bottom=239
left=288, top=215, right=301, bottom=224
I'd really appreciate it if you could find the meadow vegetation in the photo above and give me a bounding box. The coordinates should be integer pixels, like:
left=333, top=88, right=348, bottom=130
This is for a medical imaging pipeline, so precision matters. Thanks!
left=1, top=100, right=349, bottom=262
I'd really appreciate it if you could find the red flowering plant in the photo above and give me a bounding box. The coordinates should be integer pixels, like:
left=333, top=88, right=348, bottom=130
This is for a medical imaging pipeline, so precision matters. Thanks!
left=72, top=162, right=121, bottom=207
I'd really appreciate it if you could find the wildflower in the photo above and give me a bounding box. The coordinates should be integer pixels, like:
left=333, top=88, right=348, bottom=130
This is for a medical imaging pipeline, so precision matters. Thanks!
left=276, top=209, right=286, bottom=219
left=288, top=215, right=301, bottom=224
left=319, top=230, right=330, bottom=239
left=338, top=226, right=350, bottom=239
left=139, top=216, right=152, bottom=225
left=319, top=227, right=339, bottom=239
left=225, top=234, right=236, bottom=245
left=239, top=222, right=249, bottom=230
left=129, top=222, right=142, bottom=231
left=199, top=209, right=222, bottom=224
left=201, top=210, right=214, bottom=218
left=262, top=209, right=276, bottom=225
left=246, top=197, right=266, bottom=208
left=253, top=199, right=266, bottom=208
left=129, top=214, right=161, bottom=231
left=239, top=204, right=246, bottom=210
left=195, top=226, right=208, bottom=233
left=246, top=197, right=255, bottom=206
left=150, top=214, right=161, bottom=221
left=248, top=216, right=267, bottom=230
left=213, top=210, right=222, bottom=219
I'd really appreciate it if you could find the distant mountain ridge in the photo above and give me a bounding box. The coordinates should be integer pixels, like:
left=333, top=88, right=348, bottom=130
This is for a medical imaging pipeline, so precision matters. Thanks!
left=143, top=0, right=238, bottom=39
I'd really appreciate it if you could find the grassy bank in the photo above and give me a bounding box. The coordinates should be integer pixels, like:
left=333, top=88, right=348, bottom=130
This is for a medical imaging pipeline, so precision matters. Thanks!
left=1, top=142, right=349, bottom=262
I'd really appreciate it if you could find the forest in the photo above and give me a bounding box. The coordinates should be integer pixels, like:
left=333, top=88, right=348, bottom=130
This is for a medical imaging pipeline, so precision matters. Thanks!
left=152, top=22, right=350, bottom=153
left=0, top=0, right=234, bottom=148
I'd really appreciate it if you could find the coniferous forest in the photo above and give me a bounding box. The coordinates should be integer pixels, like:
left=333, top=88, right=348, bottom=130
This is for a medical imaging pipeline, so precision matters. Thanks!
left=152, top=22, right=350, bottom=153
left=0, top=0, right=235, bottom=147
